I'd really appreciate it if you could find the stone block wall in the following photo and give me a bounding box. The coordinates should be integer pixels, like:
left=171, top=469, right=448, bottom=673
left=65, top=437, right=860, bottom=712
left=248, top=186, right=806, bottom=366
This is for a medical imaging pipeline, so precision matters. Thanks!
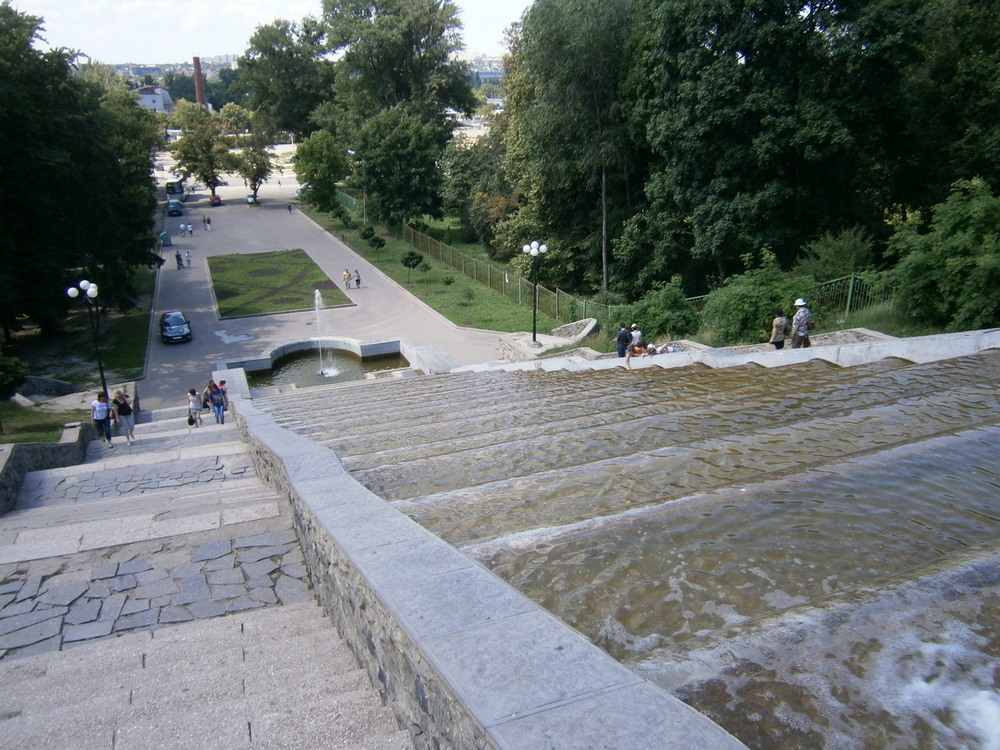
left=0, top=422, right=93, bottom=515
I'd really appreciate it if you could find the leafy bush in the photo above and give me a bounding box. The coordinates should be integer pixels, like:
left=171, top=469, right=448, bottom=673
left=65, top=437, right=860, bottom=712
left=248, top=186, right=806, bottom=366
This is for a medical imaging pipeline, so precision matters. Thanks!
left=0, top=353, right=29, bottom=400
left=442, top=275, right=455, bottom=286
left=701, top=251, right=809, bottom=344
left=891, top=178, right=1000, bottom=331
left=794, top=226, right=874, bottom=281
left=617, top=278, right=700, bottom=341
left=358, top=225, right=375, bottom=241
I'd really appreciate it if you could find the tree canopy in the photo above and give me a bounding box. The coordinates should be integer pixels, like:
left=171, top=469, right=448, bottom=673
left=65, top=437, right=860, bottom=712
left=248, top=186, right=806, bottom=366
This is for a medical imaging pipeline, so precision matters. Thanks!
left=0, top=3, right=160, bottom=338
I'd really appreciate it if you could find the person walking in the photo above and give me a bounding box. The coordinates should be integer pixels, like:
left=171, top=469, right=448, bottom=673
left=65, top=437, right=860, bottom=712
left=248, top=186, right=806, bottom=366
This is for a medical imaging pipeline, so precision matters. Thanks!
left=111, top=390, right=136, bottom=445
left=612, top=322, right=630, bottom=358
left=343, top=268, right=352, bottom=289
left=175, top=250, right=184, bottom=269
left=206, top=216, right=211, bottom=231
left=353, top=269, right=362, bottom=288
left=204, top=381, right=227, bottom=424
left=91, top=392, right=115, bottom=448
left=287, top=203, right=293, bottom=213
left=187, top=388, right=203, bottom=427
left=185, top=251, right=192, bottom=267
left=789, top=298, right=812, bottom=349
left=186, top=223, right=194, bottom=236
left=202, top=215, right=208, bottom=231
left=768, top=307, right=788, bottom=350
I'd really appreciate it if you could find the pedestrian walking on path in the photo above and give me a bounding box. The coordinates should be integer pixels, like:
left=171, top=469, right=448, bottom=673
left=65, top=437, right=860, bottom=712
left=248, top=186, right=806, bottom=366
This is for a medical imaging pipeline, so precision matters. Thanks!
left=175, top=251, right=184, bottom=270
left=91, top=392, right=115, bottom=448
left=187, top=388, right=203, bottom=426
left=343, top=268, right=352, bottom=289
left=204, top=381, right=227, bottom=424
left=112, top=390, right=135, bottom=445
left=185, top=251, right=192, bottom=267
left=353, top=269, right=362, bottom=288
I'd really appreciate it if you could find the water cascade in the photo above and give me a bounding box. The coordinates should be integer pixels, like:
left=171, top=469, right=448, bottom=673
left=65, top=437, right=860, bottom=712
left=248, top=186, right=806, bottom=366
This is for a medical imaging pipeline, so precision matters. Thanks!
left=253, top=350, right=1000, bottom=748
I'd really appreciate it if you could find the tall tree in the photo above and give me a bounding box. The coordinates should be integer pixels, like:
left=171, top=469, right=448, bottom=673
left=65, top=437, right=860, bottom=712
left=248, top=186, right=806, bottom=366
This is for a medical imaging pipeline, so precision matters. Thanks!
left=236, top=19, right=334, bottom=138
left=321, top=0, right=475, bottom=224
left=0, top=4, right=159, bottom=337
left=501, top=0, right=638, bottom=293
left=294, top=128, right=351, bottom=216
left=171, top=100, right=235, bottom=197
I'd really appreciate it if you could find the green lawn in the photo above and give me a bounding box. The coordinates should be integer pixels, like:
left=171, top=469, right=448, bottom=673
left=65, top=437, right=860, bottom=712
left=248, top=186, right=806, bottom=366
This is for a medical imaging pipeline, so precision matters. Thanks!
left=304, top=208, right=559, bottom=333
left=0, top=401, right=83, bottom=444
left=208, top=249, right=349, bottom=317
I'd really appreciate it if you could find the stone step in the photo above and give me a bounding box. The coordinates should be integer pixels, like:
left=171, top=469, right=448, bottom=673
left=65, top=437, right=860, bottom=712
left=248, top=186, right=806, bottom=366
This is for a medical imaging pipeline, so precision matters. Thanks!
left=17, top=440, right=256, bottom=510
left=0, top=600, right=411, bottom=749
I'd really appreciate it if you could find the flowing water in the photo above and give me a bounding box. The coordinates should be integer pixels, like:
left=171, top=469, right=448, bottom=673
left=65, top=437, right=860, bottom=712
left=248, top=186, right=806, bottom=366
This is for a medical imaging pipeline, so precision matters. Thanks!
left=254, top=349, right=1000, bottom=748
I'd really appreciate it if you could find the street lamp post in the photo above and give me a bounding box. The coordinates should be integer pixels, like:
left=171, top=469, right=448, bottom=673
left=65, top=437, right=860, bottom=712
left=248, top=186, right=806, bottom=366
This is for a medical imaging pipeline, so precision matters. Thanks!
left=522, top=240, right=548, bottom=346
left=66, top=280, right=109, bottom=398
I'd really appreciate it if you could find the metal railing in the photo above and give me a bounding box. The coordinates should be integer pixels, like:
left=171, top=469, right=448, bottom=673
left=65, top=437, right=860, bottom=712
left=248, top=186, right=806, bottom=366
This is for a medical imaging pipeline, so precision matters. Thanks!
left=335, top=191, right=893, bottom=326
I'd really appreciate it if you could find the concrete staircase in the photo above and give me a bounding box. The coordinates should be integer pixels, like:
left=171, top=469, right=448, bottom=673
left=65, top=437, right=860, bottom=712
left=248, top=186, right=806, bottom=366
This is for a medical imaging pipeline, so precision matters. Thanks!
left=0, top=409, right=411, bottom=749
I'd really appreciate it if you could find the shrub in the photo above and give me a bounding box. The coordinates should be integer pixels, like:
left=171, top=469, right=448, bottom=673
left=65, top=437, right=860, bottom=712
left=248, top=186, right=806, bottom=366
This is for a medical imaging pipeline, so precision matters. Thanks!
left=358, top=225, right=375, bottom=241
left=0, top=353, right=29, bottom=400
left=701, top=251, right=809, bottom=345
left=891, top=178, right=1000, bottom=331
left=442, top=275, right=456, bottom=286
left=617, top=278, right=700, bottom=341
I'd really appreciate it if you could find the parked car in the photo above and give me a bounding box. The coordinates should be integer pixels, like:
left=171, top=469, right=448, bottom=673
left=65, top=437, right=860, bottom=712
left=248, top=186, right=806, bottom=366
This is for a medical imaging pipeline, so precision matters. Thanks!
left=209, top=194, right=222, bottom=206
left=159, top=311, right=192, bottom=343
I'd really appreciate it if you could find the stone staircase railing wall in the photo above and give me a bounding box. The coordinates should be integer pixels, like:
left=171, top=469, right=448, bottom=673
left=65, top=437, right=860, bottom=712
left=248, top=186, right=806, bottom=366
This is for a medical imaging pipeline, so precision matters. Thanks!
left=0, top=421, right=95, bottom=515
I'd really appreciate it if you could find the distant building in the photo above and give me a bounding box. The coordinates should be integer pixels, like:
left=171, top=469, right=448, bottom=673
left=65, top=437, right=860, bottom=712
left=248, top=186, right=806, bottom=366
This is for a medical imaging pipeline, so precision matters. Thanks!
left=135, top=86, right=173, bottom=114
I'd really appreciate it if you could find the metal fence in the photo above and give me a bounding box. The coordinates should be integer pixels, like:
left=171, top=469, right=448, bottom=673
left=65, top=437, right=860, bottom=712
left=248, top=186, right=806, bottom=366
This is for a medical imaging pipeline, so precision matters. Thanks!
left=336, top=191, right=893, bottom=326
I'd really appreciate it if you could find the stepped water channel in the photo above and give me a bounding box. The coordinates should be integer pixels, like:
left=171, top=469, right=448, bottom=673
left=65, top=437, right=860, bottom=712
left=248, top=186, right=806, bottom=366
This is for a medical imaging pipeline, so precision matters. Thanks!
left=254, top=347, right=1000, bottom=749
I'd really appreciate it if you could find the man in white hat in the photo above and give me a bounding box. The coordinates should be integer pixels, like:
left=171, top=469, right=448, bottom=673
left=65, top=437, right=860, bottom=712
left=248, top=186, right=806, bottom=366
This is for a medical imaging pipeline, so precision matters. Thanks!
left=789, top=298, right=812, bottom=349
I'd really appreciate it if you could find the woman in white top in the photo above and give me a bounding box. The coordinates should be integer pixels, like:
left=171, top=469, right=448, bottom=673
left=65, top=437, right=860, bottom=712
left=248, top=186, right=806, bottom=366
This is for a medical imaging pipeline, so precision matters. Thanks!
left=187, top=388, right=203, bottom=427
left=91, top=392, right=115, bottom=447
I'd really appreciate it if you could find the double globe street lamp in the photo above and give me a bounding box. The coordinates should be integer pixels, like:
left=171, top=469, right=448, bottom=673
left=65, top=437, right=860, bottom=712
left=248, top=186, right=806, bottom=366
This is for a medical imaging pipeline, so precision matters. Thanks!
left=66, top=280, right=109, bottom=398
left=522, top=240, right=548, bottom=346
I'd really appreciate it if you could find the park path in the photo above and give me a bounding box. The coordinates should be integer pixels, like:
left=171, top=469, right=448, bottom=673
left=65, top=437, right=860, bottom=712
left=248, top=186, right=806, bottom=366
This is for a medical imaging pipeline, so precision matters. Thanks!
left=142, top=158, right=503, bottom=411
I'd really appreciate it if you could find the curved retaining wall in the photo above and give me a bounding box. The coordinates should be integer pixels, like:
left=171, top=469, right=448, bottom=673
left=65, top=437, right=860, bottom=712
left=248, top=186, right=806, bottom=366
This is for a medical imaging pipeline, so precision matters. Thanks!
left=232, top=397, right=745, bottom=750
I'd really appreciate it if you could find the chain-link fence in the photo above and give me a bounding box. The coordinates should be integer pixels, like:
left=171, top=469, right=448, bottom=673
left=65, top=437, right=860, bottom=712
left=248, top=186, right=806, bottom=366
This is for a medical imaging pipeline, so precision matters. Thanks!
left=336, top=191, right=893, bottom=327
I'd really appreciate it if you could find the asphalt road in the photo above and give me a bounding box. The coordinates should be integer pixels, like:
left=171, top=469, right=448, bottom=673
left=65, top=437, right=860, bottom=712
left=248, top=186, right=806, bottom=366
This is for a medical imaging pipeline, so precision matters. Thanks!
left=141, top=161, right=502, bottom=411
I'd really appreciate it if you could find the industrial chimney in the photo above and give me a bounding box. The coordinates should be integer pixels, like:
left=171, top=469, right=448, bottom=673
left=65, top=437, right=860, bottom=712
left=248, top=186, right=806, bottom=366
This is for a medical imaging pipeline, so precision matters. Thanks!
left=192, top=57, right=207, bottom=107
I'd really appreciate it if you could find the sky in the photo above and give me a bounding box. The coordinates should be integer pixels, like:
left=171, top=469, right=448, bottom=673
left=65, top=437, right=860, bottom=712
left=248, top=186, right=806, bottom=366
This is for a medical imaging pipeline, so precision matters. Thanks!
left=11, top=0, right=532, bottom=65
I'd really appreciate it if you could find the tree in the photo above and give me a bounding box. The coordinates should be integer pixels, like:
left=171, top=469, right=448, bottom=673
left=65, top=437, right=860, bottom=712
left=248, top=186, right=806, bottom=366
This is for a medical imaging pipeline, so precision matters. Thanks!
left=320, top=0, right=475, bottom=224
left=891, top=178, right=1000, bottom=331
left=171, top=100, right=235, bottom=196
left=233, top=130, right=279, bottom=201
left=401, top=250, right=424, bottom=282
left=236, top=19, right=335, bottom=137
left=321, top=0, right=475, bottom=120
left=502, top=0, right=638, bottom=293
left=293, top=128, right=351, bottom=215
left=0, top=5, right=159, bottom=338
left=354, top=105, right=448, bottom=225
